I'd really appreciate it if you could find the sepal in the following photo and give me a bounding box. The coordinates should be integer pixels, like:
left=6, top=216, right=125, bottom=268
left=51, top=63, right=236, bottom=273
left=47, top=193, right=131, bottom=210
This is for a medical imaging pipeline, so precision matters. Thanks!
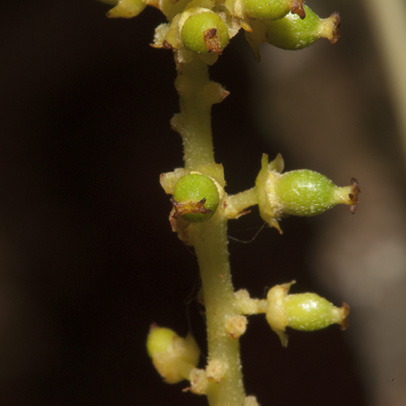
left=255, top=153, right=284, bottom=233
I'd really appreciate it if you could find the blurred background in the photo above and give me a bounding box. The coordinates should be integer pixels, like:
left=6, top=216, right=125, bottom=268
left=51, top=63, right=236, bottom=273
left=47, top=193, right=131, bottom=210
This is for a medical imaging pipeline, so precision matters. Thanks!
left=1, top=0, right=405, bottom=405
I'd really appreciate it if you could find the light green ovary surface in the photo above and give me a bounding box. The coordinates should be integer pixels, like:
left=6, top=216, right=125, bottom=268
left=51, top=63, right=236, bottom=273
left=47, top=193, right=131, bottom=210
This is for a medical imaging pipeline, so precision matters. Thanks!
left=275, top=170, right=335, bottom=216
left=173, top=173, right=219, bottom=222
left=265, top=6, right=321, bottom=50
left=243, top=0, right=289, bottom=21
left=181, top=12, right=229, bottom=53
left=284, top=294, right=335, bottom=331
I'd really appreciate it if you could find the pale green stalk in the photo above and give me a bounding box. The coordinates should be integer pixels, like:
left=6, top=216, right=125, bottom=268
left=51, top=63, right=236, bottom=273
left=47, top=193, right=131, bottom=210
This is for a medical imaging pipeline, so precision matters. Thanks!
left=194, top=218, right=245, bottom=406
left=174, top=57, right=215, bottom=169
left=175, top=54, right=246, bottom=405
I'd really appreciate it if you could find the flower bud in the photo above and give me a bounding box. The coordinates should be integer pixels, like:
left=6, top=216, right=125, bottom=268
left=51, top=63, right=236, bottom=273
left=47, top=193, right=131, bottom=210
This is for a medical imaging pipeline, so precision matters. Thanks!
left=266, top=282, right=349, bottom=346
left=265, top=6, right=340, bottom=50
left=240, top=0, right=305, bottom=22
left=181, top=11, right=229, bottom=54
left=106, top=0, right=146, bottom=18
left=172, top=173, right=220, bottom=222
left=146, top=325, right=200, bottom=383
left=255, top=154, right=360, bottom=232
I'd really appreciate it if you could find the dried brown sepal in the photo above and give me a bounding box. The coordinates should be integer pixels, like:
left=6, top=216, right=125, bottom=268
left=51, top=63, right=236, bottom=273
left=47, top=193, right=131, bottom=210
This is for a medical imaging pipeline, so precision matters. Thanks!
left=328, top=12, right=341, bottom=44
left=162, top=39, right=173, bottom=50
left=290, top=0, right=305, bottom=19
left=349, top=178, right=361, bottom=214
left=168, top=207, right=194, bottom=245
left=339, top=302, right=350, bottom=330
left=234, top=209, right=252, bottom=219
left=170, top=196, right=212, bottom=218
left=204, top=28, right=223, bottom=55
left=169, top=205, right=186, bottom=231
left=220, top=89, right=230, bottom=102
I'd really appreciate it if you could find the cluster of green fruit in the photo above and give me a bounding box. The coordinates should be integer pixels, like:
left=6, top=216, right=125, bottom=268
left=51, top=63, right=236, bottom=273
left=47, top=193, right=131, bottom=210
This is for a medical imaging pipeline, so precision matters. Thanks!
left=102, top=0, right=340, bottom=56
left=146, top=282, right=349, bottom=384
left=170, top=154, right=359, bottom=228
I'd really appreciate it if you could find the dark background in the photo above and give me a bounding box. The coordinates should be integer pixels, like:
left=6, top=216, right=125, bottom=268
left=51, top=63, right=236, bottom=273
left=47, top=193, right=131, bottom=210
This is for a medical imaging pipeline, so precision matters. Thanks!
left=1, top=1, right=405, bottom=405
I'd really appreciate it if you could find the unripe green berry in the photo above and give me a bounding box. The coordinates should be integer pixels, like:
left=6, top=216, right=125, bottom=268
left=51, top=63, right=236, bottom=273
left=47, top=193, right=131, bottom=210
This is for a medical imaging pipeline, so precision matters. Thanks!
left=265, top=6, right=340, bottom=50
left=275, top=170, right=338, bottom=216
left=275, top=170, right=360, bottom=216
left=255, top=154, right=360, bottom=232
left=266, top=282, right=349, bottom=346
left=173, top=173, right=220, bottom=222
left=241, top=0, right=305, bottom=22
left=284, top=293, right=349, bottom=331
left=181, top=12, right=229, bottom=54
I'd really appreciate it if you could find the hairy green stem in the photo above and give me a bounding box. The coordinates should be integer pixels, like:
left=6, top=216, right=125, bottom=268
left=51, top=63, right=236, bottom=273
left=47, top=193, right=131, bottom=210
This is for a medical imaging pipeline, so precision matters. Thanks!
left=174, top=57, right=215, bottom=169
left=225, top=187, right=258, bottom=219
left=175, top=55, right=246, bottom=405
left=194, top=218, right=245, bottom=406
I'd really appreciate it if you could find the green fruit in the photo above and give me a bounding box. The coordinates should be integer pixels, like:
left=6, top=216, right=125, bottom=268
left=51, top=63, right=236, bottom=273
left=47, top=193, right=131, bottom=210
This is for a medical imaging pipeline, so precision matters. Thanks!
left=284, top=293, right=348, bottom=331
left=181, top=12, right=229, bottom=54
left=275, top=170, right=337, bottom=216
left=173, top=173, right=219, bottom=222
left=265, top=282, right=349, bottom=346
left=242, top=0, right=304, bottom=22
left=265, top=6, right=340, bottom=50
left=255, top=154, right=359, bottom=232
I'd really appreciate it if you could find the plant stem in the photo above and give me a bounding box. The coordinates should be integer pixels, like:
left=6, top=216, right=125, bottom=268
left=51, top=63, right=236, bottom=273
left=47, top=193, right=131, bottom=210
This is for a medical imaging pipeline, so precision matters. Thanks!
left=225, top=187, right=258, bottom=219
left=174, top=54, right=246, bottom=405
left=174, top=57, right=215, bottom=169
left=194, top=218, right=245, bottom=406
